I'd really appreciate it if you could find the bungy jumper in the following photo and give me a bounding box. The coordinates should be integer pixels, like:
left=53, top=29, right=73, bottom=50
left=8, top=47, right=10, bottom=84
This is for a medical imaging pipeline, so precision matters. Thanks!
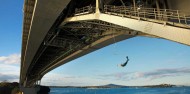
left=118, top=56, right=129, bottom=67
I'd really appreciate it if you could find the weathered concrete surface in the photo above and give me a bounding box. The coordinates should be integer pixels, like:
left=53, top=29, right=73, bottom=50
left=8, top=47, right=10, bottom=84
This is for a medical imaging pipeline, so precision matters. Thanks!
left=21, top=0, right=71, bottom=86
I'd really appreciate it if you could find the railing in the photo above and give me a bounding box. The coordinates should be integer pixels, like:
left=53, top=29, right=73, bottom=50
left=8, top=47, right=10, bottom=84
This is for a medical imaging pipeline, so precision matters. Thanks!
left=73, top=5, right=190, bottom=28
left=74, top=6, right=94, bottom=16
left=104, top=5, right=190, bottom=27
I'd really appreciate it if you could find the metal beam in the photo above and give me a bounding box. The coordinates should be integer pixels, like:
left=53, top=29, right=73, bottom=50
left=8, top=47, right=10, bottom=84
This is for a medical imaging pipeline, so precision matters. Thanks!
left=64, top=13, right=190, bottom=46
left=96, top=0, right=100, bottom=13
left=40, top=29, right=135, bottom=76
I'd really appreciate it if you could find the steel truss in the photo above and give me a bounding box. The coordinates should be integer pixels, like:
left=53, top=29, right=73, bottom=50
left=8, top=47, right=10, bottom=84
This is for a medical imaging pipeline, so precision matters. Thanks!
left=27, top=19, right=139, bottom=85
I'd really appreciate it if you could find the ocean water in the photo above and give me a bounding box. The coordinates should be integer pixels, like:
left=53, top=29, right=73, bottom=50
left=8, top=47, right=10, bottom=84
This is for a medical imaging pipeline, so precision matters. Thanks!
left=50, top=87, right=190, bottom=94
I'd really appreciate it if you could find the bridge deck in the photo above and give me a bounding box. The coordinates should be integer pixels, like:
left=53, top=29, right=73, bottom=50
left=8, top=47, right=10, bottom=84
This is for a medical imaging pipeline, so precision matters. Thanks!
left=73, top=5, right=190, bottom=28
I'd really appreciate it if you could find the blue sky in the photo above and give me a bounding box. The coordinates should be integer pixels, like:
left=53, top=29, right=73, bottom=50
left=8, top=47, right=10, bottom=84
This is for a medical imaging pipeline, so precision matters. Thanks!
left=0, top=0, right=190, bottom=86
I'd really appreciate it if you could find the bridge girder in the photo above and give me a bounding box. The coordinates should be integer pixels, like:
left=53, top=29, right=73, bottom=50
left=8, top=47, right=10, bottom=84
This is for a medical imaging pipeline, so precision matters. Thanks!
left=21, top=0, right=190, bottom=87
left=25, top=19, right=138, bottom=86
left=36, top=5, right=190, bottom=85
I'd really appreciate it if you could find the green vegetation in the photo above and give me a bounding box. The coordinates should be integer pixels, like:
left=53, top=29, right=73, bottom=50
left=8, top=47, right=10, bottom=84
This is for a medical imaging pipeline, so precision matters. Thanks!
left=0, top=81, right=22, bottom=94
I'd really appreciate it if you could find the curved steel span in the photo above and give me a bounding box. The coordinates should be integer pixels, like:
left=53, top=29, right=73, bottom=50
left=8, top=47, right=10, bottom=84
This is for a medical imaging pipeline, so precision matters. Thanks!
left=20, top=0, right=190, bottom=93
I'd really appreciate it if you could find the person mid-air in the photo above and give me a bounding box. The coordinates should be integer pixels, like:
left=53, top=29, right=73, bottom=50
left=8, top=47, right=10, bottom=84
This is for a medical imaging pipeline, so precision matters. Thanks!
left=118, top=56, right=129, bottom=67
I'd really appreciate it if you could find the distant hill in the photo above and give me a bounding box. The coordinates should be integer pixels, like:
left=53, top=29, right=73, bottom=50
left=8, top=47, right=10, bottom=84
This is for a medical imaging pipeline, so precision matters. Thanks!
left=142, top=84, right=175, bottom=88
left=50, top=83, right=176, bottom=88
left=102, top=84, right=128, bottom=88
left=50, top=84, right=128, bottom=88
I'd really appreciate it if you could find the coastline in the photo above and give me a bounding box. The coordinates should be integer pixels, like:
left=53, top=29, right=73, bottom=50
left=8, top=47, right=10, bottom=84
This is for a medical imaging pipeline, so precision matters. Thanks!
left=49, top=84, right=178, bottom=89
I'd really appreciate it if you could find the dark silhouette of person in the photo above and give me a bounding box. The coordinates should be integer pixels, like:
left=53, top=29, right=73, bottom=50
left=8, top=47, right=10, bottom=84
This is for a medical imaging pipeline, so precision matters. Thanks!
left=119, top=56, right=129, bottom=67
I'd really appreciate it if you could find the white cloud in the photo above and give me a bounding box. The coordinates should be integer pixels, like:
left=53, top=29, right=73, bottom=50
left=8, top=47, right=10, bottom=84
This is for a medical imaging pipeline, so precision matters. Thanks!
left=0, top=73, right=19, bottom=81
left=41, top=73, right=110, bottom=86
left=0, top=53, right=20, bottom=82
left=98, top=67, right=190, bottom=81
left=40, top=67, right=190, bottom=86
left=0, top=53, right=20, bottom=64
left=0, top=63, right=20, bottom=74
left=134, top=67, right=190, bottom=80
left=0, top=63, right=20, bottom=82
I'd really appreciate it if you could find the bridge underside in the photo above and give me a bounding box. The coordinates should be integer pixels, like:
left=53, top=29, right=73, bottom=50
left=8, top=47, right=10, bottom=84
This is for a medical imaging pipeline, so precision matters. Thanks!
left=21, top=0, right=190, bottom=87
left=25, top=19, right=141, bottom=86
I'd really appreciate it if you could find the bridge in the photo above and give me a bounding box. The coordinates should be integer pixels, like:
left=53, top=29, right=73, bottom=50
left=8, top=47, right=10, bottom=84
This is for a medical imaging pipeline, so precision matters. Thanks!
left=20, top=0, right=190, bottom=93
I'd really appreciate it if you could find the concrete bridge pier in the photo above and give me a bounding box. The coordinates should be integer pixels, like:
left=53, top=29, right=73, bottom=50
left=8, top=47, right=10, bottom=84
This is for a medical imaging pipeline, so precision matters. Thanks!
left=20, top=79, right=50, bottom=94
left=20, top=87, right=40, bottom=94
left=21, top=85, right=50, bottom=94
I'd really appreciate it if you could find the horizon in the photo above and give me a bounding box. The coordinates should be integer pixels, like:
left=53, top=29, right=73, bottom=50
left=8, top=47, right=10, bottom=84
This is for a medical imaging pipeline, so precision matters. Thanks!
left=47, top=83, right=190, bottom=87
left=1, top=0, right=190, bottom=87
left=1, top=80, right=190, bottom=87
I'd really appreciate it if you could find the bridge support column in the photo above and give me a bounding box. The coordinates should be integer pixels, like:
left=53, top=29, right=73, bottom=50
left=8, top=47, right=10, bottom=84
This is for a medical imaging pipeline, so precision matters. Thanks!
left=133, top=0, right=136, bottom=14
left=20, top=87, right=40, bottom=94
left=21, top=85, right=50, bottom=94
left=156, top=0, right=161, bottom=19
left=96, top=0, right=100, bottom=13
